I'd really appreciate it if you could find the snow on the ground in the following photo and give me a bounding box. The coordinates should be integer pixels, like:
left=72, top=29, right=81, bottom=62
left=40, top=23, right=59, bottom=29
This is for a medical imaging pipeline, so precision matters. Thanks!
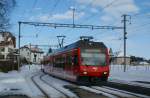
left=42, top=74, right=78, bottom=98
left=0, top=64, right=42, bottom=97
left=0, top=83, right=5, bottom=92
left=20, top=64, right=42, bottom=76
left=110, top=64, right=150, bottom=84
left=0, top=64, right=150, bottom=97
left=34, top=72, right=67, bottom=98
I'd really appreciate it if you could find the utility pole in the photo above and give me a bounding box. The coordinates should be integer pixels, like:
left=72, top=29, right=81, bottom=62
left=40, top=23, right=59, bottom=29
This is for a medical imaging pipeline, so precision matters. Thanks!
left=29, top=43, right=31, bottom=70
left=18, top=21, right=21, bottom=71
left=70, top=7, right=75, bottom=25
left=122, top=14, right=131, bottom=72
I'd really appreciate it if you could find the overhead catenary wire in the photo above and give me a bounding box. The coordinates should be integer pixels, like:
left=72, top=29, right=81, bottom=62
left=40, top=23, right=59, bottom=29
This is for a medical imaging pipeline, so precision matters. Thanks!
left=26, top=0, right=38, bottom=17
left=76, top=0, right=95, bottom=12
left=32, top=0, right=38, bottom=11
left=127, top=22, right=150, bottom=38
left=19, top=21, right=123, bottom=30
left=128, top=22, right=150, bottom=33
left=19, top=0, right=38, bottom=19
left=132, top=12, right=150, bottom=17
left=79, top=0, right=119, bottom=24
left=43, top=0, right=61, bottom=22
left=48, top=0, right=60, bottom=16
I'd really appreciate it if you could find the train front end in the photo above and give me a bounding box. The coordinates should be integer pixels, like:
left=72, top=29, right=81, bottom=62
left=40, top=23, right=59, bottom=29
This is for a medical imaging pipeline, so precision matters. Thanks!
left=77, top=43, right=110, bottom=83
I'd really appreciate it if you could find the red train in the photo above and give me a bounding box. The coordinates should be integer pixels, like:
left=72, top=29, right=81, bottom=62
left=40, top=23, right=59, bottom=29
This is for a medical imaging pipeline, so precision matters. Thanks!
left=43, top=37, right=110, bottom=84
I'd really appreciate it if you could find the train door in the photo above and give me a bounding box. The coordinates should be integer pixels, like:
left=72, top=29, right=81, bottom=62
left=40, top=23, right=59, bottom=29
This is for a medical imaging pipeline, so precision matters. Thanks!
left=71, top=49, right=79, bottom=81
left=72, top=49, right=79, bottom=75
left=65, top=51, right=74, bottom=81
left=65, top=52, right=71, bottom=71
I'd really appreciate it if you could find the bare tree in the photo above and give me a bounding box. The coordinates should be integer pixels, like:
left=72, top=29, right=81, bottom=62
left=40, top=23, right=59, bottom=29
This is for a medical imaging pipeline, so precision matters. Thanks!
left=0, top=0, right=16, bottom=31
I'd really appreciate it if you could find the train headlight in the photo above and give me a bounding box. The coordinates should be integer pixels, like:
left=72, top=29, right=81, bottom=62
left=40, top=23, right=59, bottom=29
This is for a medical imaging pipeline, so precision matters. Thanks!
left=104, top=72, right=107, bottom=75
left=83, top=71, right=87, bottom=75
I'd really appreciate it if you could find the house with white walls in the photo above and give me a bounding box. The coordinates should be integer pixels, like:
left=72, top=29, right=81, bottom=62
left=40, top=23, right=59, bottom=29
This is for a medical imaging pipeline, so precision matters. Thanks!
left=20, top=46, right=31, bottom=63
left=0, top=32, right=17, bottom=61
left=20, top=45, right=44, bottom=64
left=111, top=51, right=131, bottom=65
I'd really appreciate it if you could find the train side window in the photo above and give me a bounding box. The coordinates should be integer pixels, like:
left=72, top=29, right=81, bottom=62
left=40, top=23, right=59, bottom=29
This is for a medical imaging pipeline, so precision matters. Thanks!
left=68, top=56, right=72, bottom=65
left=66, top=56, right=68, bottom=66
left=73, top=55, right=78, bottom=65
left=66, top=55, right=72, bottom=67
left=62, top=56, right=65, bottom=69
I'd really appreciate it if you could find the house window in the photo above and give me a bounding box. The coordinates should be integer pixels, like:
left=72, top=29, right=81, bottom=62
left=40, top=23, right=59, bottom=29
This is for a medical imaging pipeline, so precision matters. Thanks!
left=8, top=48, right=13, bottom=52
left=34, top=54, right=37, bottom=62
left=0, top=47, right=5, bottom=52
left=27, top=52, right=30, bottom=56
left=0, top=55, right=5, bottom=59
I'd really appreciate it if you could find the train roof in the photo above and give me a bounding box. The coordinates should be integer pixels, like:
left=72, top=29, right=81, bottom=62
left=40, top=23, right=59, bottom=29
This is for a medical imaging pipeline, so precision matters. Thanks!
left=64, top=40, right=106, bottom=49
left=49, top=40, right=107, bottom=55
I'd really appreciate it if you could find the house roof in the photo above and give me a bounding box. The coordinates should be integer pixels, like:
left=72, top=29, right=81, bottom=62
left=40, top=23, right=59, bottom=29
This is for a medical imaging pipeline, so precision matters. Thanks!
left=31, top=47, right=44, bottom=53
left=20, top=46, right=30, bottom=49
left=116, top=51, right=130, bottom=57
left=0, top=32, right=16, bottom=47
left=20, top=45, right=44, bottom=53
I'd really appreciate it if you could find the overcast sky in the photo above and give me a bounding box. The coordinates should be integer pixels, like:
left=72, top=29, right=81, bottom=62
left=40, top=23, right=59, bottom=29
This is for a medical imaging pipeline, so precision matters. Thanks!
left=10, top=0, right=150, bottom=59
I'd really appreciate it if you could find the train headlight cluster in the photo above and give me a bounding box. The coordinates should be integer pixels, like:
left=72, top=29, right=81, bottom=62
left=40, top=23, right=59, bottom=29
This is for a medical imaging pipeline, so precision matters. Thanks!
left=83, top=71, right=87, bottom=75
left=103, top=72, right=107, bottom=75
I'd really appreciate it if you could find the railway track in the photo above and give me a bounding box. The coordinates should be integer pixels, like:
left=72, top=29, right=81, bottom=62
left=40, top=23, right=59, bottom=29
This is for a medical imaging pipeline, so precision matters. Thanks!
left=66, top=85, right=150, bottom=98
left=0, top=95, right=29, bottom=98
left=31, top=72, right=150, bottom=98
left=40, top=74, right=78, bottom=98
left=31, top=72, right=78, bottom=98
left=43, top=72, right=147, bottom=98
left=104, top=80, right=150, bottom=96
left=91, top=86, right=149, bottom=98
left=110, top=79, right=150, bottom=89
left=32, top=72, right=118, bottom=98
left=31, top=74, right=50, bottom=98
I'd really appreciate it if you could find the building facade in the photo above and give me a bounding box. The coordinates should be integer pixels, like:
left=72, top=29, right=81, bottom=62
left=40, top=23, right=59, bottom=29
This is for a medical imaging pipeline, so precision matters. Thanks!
left=20, top=46, right=31, bottom=63
left=0, top=32, right=17, bottom=61
left=30, top=47, right=44, bottom=64
left=111, top=51, right=131, bottom=65
left=112, top=57, right=131, bottom=65
left=0, top=32, right=18, bottom=72
left=20, top=45, right=44, bottom=64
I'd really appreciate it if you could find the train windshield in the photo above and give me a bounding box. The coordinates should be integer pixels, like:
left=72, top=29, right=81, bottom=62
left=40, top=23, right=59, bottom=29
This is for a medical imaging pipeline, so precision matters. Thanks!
left=81, top=49, right=106, bottom=66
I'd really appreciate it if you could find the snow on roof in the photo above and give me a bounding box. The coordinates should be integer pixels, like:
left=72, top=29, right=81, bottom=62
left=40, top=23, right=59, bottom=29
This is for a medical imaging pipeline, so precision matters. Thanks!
left=139, top=61, right=149, bottom=64
left=20, top=45, right=44, bottom=53
left=117, top=51, right=130, bottom=57
left=31, top=47, right=43, bottom=53
left=0, top=34, right=4, bottom=42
